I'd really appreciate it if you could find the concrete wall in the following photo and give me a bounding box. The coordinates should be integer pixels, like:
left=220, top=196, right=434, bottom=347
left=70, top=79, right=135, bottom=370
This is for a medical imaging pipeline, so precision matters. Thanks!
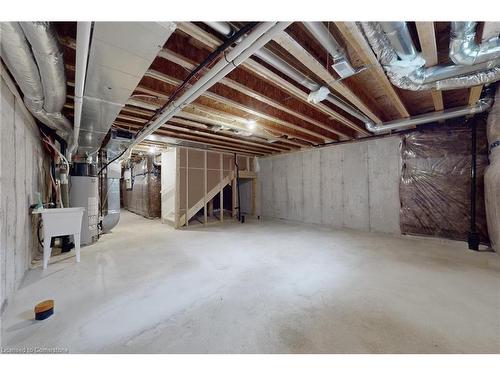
left=1, top=74, right=48, bottom=313
left=257, top=136, right=401, bottom=234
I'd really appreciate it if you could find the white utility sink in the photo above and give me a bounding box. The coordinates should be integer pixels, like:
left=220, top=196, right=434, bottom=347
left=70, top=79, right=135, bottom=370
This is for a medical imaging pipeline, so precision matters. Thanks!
left=32, top=207, right=85, bottom=269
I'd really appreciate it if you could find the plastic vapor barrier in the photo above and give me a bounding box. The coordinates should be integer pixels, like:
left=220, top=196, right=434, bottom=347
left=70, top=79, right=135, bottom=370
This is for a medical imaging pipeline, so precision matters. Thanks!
left=400, top=121, right=490, bottom=244
left=122, top=156, right=161, bottom=219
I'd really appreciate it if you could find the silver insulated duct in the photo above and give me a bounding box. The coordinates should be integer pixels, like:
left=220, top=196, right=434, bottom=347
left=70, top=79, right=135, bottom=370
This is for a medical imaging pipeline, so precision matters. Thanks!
left=450, top=22, right=500, bottom=66
left=0, top=22, right=72, bottom=139
left=360, top=22, right=500, bottom=91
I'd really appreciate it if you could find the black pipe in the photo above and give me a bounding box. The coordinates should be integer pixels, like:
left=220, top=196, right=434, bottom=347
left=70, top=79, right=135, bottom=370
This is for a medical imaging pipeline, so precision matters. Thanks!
left=234, top=153, right=241, bottom=222
left=468, top=118, right=479, bottom=250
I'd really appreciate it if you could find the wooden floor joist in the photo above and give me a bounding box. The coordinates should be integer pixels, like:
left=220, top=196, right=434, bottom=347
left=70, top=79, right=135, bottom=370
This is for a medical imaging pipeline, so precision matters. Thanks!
left=335, top=22, right=410, bottom=119
left=168, top=117, right=293, bottom=151
left=175, top=22, right=368, bottom=137
left=133, top=84, right=326, bottom=145
left=415, top=22, right=444, bottom=112
left=113, top=122, right=268, bottom=156
left=151, top=50, right=355, bottom=139
left=272, top=31, right=382, bottom=127
left=125, top=92, right=307, bottom=149
left=141, top=71, right=336, bottom=143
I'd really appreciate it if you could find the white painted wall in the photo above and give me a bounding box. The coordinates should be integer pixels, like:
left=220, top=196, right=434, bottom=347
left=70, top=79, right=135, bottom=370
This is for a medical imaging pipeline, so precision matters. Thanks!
left=160, top=148, right=177, bottom=225
left=257, top=136, right=401, bottom=234
left=1, top=74, right=47, bottom=313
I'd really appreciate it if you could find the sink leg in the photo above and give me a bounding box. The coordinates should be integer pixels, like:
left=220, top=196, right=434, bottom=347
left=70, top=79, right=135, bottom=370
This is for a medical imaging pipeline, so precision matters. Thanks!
left=74, top=232, right=81, bottom=263
left=43, top=237, right=52, bottom=269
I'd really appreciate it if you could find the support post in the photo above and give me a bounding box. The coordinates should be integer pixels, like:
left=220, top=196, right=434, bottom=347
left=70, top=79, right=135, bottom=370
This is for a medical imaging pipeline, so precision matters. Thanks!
left=220, top=153, right=224, bottom=223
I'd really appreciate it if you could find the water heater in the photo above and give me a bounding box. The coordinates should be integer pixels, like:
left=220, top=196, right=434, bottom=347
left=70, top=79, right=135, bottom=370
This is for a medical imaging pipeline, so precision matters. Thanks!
left=70, top=174, right=99, bottom=246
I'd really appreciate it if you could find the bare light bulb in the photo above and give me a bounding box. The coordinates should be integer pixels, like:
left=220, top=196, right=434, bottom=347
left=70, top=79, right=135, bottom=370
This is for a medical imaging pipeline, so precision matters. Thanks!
left=246, top=119, right=256, bottom=130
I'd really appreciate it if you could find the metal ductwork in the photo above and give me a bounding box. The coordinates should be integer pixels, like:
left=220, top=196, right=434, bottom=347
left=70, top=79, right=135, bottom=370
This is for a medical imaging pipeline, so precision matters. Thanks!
left=303, top=22, right=356, bottom=78
left=365, top=96, right=493, bottom=134
left=101, top=160, right=121, bottom=233
left=77, top=22, right=177, bottom=159
left=20, top=22, right=67, bottom=113
left=450, top=22, right=500, bottom=66
left=0, top=22, right=72, bottom=141
left=360, top=22, right=500, bottom=91
left=125, top=22, right=293, bottom=154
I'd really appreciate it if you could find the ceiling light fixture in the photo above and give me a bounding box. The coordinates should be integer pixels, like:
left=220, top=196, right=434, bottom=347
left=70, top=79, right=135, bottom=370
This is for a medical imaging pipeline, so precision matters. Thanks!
left=246, top=119, right=257, bottom=131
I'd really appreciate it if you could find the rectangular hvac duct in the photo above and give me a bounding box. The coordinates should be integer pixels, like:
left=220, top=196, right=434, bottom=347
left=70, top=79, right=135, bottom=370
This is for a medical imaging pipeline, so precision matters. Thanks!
left=77, top=22, right=176, bottom=156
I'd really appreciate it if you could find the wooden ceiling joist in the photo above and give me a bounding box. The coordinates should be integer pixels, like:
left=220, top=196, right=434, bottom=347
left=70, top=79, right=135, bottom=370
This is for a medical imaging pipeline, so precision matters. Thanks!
left=121, top=96, right=306, bottom=149
left=334, top=22, right=410, bottom=118
left=163, top=123, right=284, bottom=153
left=415, top=22, right=444, bottom=111
left=141, top=71, right=336, bottom=143
left=168, top=118, right=293, bottom=152
left=152, top=50, right=354, bottom=139
left=133, top=84, right=327, bottom=145
left=175, top=23, right=367, bottom=137
left=113, top=121, right=269, bottom=156
left=272, top=30, right=382, bottom=126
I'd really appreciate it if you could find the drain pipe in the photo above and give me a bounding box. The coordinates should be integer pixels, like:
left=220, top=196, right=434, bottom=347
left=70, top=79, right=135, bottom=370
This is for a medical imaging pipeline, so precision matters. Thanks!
left=68, top=22, right=92, bottom=160
left=123, top=22, right=291, bottom=156
left=365, top=97, right=493, bottom=134
left=303, top=22, right=356, bottom=78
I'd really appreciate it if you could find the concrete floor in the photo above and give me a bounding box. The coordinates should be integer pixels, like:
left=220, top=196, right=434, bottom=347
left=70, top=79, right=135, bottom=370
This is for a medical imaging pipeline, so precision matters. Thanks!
left=1, top=211, right=499, bottom=353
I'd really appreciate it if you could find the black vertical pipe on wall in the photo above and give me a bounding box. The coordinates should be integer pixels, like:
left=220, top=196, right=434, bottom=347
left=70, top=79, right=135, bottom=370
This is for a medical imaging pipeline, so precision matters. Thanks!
left=234, top=154, right=241, bottom=223
left=468, top=118, right=480, bottom=250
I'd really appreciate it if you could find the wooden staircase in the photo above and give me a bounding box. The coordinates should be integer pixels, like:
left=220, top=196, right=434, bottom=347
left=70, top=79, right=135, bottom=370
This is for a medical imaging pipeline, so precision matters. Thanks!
left=179, top=171, right=234, bottom=227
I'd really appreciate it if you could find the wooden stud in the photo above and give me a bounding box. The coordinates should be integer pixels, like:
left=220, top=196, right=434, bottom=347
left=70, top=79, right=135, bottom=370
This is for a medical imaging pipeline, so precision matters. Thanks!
left=415, top=22, right=444, bottom=112
left=468, top=85, right=483, bottom=105
left=174, top=147, right=181, bottom=229
left=185, top=148, right=189, bottom=227
left=335, top=22, right=410, bottom=118
left=251, top=177, right=257, bottom=217
left=204, top=151, right=207, bottom=225
left=220, top=154, right=224, bottom=223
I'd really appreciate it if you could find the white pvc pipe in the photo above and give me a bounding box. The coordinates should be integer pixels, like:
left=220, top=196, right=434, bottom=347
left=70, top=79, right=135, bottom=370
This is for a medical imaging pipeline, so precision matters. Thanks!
left=124, top=22, right=291, bottom=155
left=68, top=22, right=92, bottom=160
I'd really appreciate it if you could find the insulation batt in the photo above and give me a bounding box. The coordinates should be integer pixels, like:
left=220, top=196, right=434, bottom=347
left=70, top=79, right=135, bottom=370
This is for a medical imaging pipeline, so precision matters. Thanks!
left=485, top=89, right=500, bottom=251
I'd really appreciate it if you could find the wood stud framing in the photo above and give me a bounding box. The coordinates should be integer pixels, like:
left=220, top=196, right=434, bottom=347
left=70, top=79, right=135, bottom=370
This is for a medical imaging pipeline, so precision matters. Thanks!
left=334, top=22, right=410, bottom=119
left=415, top=22, right=445, bottom=112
